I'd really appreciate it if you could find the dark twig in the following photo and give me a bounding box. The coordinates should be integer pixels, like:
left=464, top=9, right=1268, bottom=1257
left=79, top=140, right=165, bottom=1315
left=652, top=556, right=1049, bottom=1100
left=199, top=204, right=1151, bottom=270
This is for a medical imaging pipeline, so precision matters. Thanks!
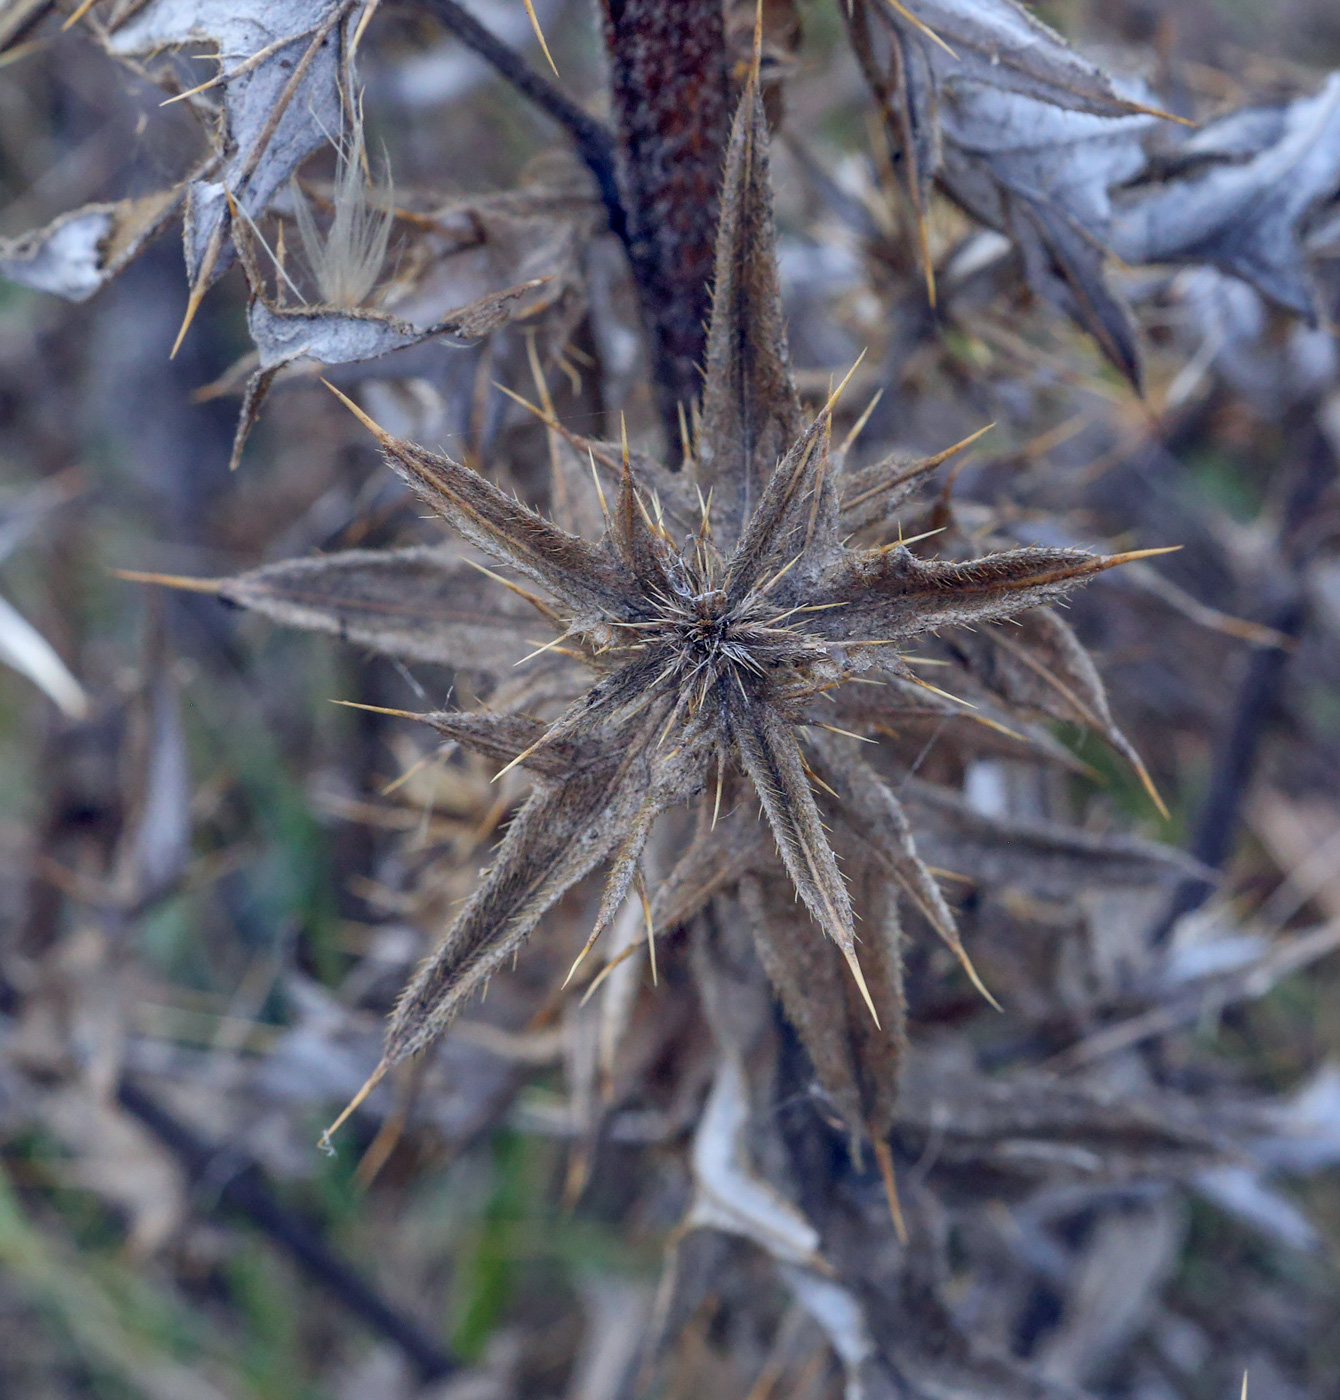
left=1151, top=418, right=1336, bottom=943
left=413, top=0, right=732, bottom=459
left=413, top=0, right=628, bottom=249
left=116, top=1078, right=456, bottom=1382
left=601, top=0, right=734, bottom=458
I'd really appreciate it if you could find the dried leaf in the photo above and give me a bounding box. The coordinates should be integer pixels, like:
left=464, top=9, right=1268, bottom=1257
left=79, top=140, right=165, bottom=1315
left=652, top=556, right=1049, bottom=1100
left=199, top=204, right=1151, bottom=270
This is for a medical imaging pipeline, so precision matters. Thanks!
left=951, top=607, right=1155, bottom=794
left=0, top=593, right=89, bottom=718
left=869, top=0, right=1165, bottom=120
left=1112, top=73, right=1340, bottom=320
left=360, top=413, right=643, bottom=629
left=0, top=188, right=184, bottom=302
left=848, top=0, right=1162, bottom=377
left=900, top=777, right=1196, bottom=897
left=685, top=1051, right=828, bottom=1271
left=385, top=707, right=706, bottom=1063
left=936, top=86, right=1152, bottom=383
left=111, top=667, right=190, bottom=911
left=103, top=0, right=360, bottom=291
left=215, top=545, right=549, bottom=676
left=727, top=687, right=876, bottom=1020
left=229, top=276, right=545, bottom=468
left=807, top=544, right=1145, bottom=650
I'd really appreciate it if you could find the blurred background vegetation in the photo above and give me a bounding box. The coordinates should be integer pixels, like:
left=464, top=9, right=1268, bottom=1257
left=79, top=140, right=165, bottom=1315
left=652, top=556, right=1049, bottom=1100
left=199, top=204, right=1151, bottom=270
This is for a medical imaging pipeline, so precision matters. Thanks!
left=3, top=1, right=1340, bottom=1397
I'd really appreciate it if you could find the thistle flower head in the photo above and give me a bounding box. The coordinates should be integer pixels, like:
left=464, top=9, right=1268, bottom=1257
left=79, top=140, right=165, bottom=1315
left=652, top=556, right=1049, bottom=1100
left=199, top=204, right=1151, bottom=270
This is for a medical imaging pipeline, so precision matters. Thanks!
left=310, top=79, right=1160, bottom=1155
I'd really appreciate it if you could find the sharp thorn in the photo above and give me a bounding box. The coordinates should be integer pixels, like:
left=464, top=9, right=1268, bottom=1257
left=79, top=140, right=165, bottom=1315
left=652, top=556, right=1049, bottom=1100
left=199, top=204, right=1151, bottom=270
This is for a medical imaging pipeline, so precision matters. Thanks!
left=170, top=278, right=209, bottom=360
left=841, top=944, right=881, bottom=1027
left=838, top=388, right=884, bottom=456
left=522, top=0, right=559, bottom=75
left=62, top=0, right=98, bottom=30
left=873, top=1138, right=909, bottom=1245
left=1103, top=545, right=1183, bottom=567
left=881, top=0, right=958, bottom=57
left=329, top=699, right=424, bottom=721
left=318, top=1059, right=389, bottom=1154
left=322, top=379, right=397, bottom=446
left=1127, top=748, right=1171, bottom=823
left=823, top=348, right=867, bottom=417
left=111, top=569, right=223, bottom=595
left=953, top=940, right=1002, bottom=1013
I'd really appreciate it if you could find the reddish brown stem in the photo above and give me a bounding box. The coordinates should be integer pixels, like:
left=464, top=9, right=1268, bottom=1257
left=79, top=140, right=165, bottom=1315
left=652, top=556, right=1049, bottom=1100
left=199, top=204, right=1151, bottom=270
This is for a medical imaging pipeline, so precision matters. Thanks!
left=602, top=0, right=734, bottom=458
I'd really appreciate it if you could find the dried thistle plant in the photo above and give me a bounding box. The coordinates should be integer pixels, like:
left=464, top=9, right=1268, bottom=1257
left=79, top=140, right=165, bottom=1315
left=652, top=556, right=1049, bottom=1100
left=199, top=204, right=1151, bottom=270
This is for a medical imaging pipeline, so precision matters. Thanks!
left=281, top=75, right=1168, bottom=1188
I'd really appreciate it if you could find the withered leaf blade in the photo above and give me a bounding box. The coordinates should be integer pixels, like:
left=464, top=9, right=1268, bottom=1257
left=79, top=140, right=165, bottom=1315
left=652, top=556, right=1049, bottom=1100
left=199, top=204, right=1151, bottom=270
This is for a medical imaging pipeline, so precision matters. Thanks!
left=874, top=0, right=1168, bottom=119
left=684, top=1049, right=828, bottom=1271
left=900, top=777, right=1198, bottom=897
left=850, top=0, right=1160, bottom=377
left=248, top=281, right=544, bottom=374
left=218, top=545, right=545, bottom=676
left=103, top=0, right=353, bottom=290
left=648, top=807, right=771, bottom=934
left=1006, top=186, right=1143, bottom=388
left=725, top=406, right=839, bottom=602
left=611, top=460, right=673, bottom=597
left=838, top=432, right=987, bottom=537
left=230, top=279, right=545, bottom=470
left=111, top=666, right=191, bottom=913
left=0, top=187, right=185, bottom=303
left=697, top=79, right=803, bottom=545
left=529, top=407, right=703, bottom=542
left=895, top=1045, right=1225, bottom=1168
left=825, top=671, right=1089, bottom=773
left=420, top=710, right=576, bottom=778
left=0, top=594, right=89, bottom=719
left=936, top=84, right=1153, bottom=384
left=725, top=686, right=874, bottom=1016
left=953, top=606, right=1148, bottom=777
left=739, top=873, right=867, bottom=1133
left=385, top=705, right=708, bottom=1063
left=1111, top=72, right=1340, bottom=320
left=812, top=730, right=957, bottom=949
left=742, top=867, right=905, bottom=1142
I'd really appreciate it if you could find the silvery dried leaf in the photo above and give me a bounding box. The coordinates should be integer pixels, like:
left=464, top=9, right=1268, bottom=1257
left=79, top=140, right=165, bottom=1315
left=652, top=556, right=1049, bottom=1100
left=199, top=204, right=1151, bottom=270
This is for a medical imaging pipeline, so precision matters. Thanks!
left=937, top=83, right=1154, bottom=383
left=0, top=188, right=185, bottom=302
left=871, top=0, right=1164, bottom=119
left=1112, top=72, right=1340, bottom=320
left=230, top=271, right=546, bottom=469
left=0, top=594, right=89, bottom=719
left=684, top=1050, right=828, bottom=1271
left=110, top=666, right=191, bottom=912
left=847, top=0, right=1164, bottom=380
left=101, top=0, right=362, bottom=289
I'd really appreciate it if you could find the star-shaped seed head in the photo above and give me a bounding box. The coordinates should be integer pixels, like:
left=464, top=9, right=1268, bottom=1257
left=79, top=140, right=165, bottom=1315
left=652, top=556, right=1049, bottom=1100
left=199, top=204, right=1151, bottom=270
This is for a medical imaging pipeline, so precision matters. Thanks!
left=305, top=76, right=1164, bottom=1156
